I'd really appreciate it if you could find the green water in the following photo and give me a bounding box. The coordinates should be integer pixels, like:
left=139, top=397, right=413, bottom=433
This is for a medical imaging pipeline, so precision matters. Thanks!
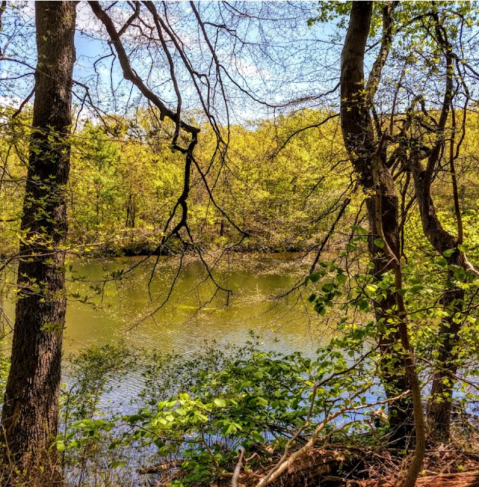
left=2, top=253, right=333, bottom=415
left=2, top=254, right=330, bottom=360
left=57, top=253, right=329, bottom=357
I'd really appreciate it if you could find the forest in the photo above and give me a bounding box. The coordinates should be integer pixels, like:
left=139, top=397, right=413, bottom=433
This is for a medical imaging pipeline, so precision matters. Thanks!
left=2, top=1, right=479, bottom=486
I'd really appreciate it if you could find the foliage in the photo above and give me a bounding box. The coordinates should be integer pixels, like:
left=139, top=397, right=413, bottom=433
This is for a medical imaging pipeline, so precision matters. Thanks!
left=1, top=108, right=349, bottom=256
left=58, top=343, right=139, bottom=485
left=56, top=334, right=391, bottom=486
left=3, top=1, right=479, bottom=485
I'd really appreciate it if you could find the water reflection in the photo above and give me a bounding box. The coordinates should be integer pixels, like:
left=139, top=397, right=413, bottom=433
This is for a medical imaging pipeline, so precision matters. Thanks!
left=62, top=253, right=330, bottom=356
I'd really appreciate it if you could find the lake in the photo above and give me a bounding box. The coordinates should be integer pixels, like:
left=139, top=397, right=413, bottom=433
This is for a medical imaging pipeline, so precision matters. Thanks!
left=1, top=253, right=371, bottom=485
left=3, top=253, right=332, bottom=359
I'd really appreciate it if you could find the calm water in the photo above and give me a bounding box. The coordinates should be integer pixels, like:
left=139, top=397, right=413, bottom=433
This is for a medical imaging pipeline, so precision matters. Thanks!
left=3, top=253, right=331, bottom=358
left=2, top=255, right=362, bottom=484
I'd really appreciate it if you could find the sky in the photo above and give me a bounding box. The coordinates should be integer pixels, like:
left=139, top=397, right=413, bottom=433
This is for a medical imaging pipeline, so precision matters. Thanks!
left=2, top=1, right=475, bottom=128
left=0, top=1, right=342, bottom=125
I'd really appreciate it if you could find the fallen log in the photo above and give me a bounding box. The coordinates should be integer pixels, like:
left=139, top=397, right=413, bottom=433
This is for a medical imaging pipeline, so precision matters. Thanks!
left=414, top=471, right=479, bottom=487
left=219, top=448, right=355, bottom=487
left=264, top=448, right=347, bottom=486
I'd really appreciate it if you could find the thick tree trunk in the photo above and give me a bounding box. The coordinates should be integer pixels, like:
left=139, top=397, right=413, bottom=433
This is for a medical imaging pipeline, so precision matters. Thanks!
left=340, top=1, right=413, bottom=445
left=1, top=2, right=76, bottom=483
left=427, top=287, right=463, bottom=442
left=341, top=8, right=426, bottom=485
left=366, top=197, right=415, bottom=445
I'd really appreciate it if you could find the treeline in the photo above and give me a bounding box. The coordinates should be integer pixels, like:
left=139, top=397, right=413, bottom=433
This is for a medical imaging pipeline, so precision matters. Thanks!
left=1, top=108, right=349, bottom=255
left=3, top=2, right=479, bottom=486
left=2, top=106, right=479, bottom=257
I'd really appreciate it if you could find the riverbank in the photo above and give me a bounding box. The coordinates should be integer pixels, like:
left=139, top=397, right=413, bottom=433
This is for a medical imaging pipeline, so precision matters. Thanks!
left=0, top=229, right=329, bottom=261
left=58, top=339, right=479, bottom=487
left=66, top=228, right=326, bottom=258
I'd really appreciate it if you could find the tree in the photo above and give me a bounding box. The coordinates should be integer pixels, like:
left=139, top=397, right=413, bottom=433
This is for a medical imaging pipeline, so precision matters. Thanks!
left=400, top=9, right=478, bottom=442
left=335, top=0, right=479, bottom=477
left=340, top=2, right=424, bottom=485
left=1, top=2, right=77, bottom=482
left=339, top=0, right=420, bottom=446
left=2, top=2, right=479, bottom=484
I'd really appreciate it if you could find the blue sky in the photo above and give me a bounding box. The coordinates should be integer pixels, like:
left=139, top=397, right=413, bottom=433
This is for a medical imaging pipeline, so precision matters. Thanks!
left=3, top=1, right=476, bottom=127
left=1, top=1, right=342, bottom=124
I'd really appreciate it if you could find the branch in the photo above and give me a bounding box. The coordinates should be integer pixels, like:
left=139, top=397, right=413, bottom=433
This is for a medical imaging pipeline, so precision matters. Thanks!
left=425, top=12, right=454, bottom=176
left=231, top=447, right=245, bottom=487
left=273, top=113, right=339, bottom=158
left=88, top=1, right=199, bottom=139
left=255, top=390, right=409, bottom=487
left=365, top=1, right=397, bottom=105
left=11, top=87, right=34, bottom=119
left=117, top=1, right=140, bottom=37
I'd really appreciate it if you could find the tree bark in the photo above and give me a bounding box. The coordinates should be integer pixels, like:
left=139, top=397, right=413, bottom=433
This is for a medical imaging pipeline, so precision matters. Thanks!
left=410, top=153, right=464, bottom=442
left=1, top=2, right=76, bottom=483
left=407, top=22, right=465, bottom=441
left=340, top=1, right=413, bottom=445
left=340, top=5, right=426, bottom=485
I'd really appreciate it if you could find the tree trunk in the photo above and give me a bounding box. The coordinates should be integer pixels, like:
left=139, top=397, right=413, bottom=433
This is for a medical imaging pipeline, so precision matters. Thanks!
left=126, top=193, right=137, bottom=228
left=427, top=286, right=463, bottom=442
left=410, top=154, right=464, bottom=442
left=1, top=2, right=76, bottom=483
left=340, top=1, right=413, bottom=445
left=341, top=8, right=426, bottom=485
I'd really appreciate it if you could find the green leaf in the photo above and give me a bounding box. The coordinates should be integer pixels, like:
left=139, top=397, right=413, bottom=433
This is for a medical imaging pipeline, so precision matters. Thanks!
left=410, top=284, right=423, bottom=294
left=309, top=273, right=320, bottom=283
left=443, top=248, right=455, bottom=258
left=56, top=441, right=66, bottom=452
left=337, top=273, right=347, bottom=284
left=214, top=398, right=226, bottom=408
left=352, top=225, right=368, bottom=235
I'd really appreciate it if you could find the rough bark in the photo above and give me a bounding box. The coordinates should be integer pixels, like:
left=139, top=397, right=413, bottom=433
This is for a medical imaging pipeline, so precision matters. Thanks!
left=1, top=2, right=76, bottom=483
left=407, top=21, right=465, bottom=441
left=341, top=4, right=425, bottom=486
left=379, top=471, right=479, bottom=487
left=340, top=1, right=412, bottom=444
